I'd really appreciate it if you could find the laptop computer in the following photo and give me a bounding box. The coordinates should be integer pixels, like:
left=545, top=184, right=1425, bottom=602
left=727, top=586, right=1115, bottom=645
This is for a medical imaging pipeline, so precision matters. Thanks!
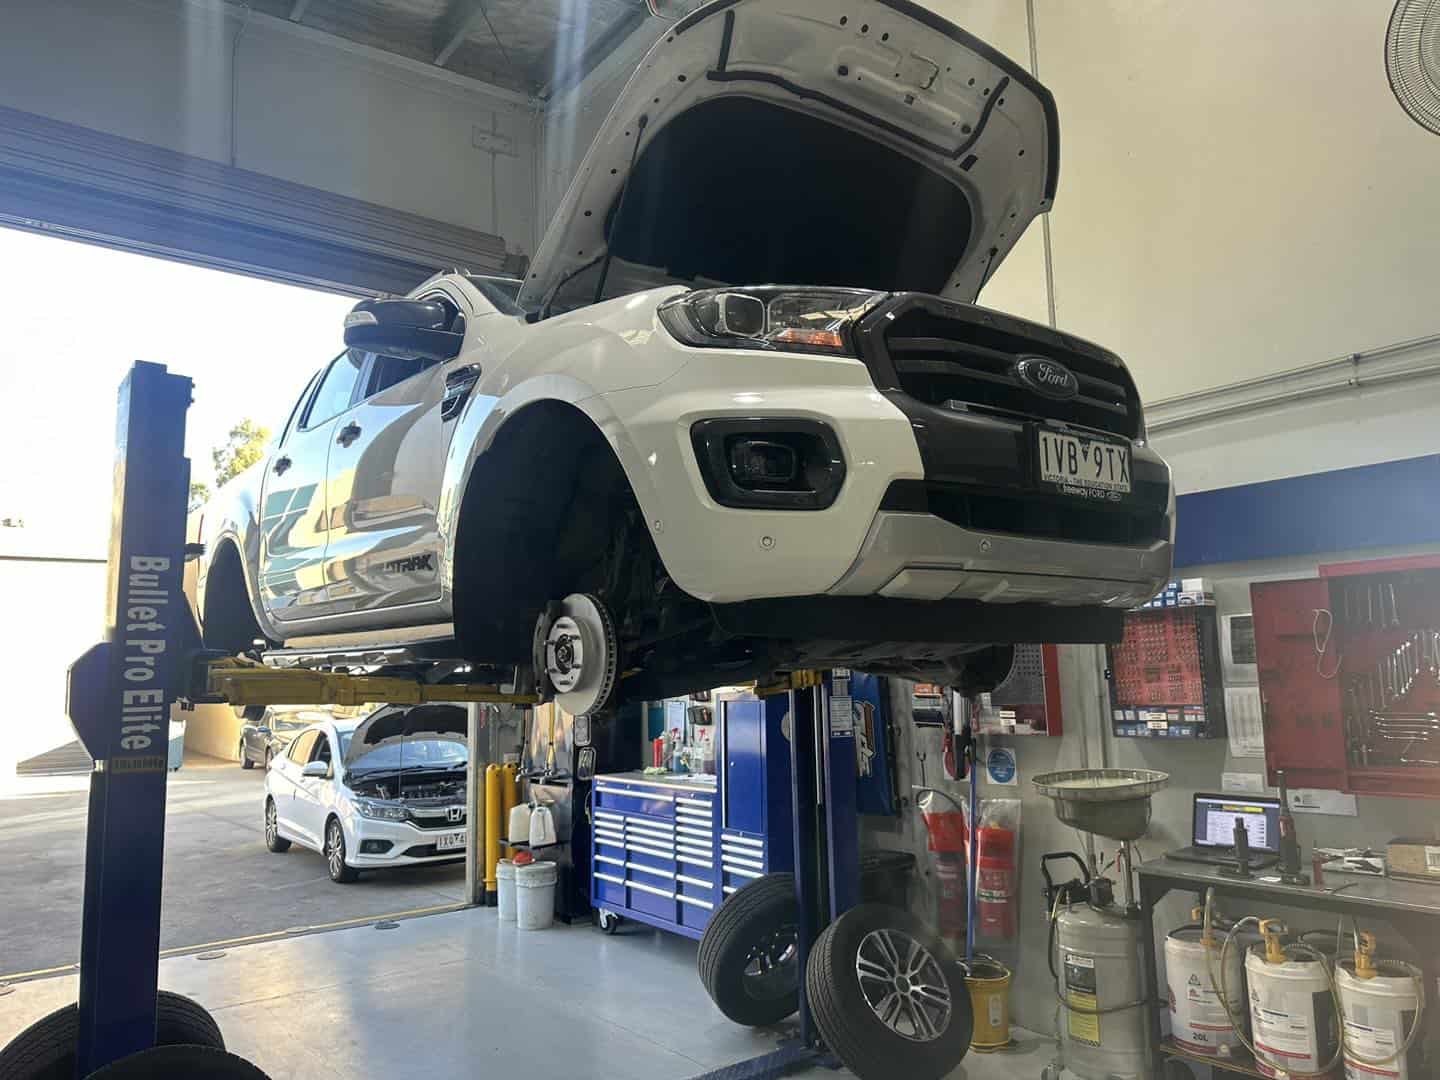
left=1166, top=792, right=1281, bottom=869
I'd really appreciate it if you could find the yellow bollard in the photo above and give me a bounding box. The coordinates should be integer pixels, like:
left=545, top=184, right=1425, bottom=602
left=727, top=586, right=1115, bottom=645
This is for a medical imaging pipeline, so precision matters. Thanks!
left=484, top=763, right=501, bottom=902
left=500, top=762, right=520, bottom=857
left=966, top=959, right=1014, bottom=1052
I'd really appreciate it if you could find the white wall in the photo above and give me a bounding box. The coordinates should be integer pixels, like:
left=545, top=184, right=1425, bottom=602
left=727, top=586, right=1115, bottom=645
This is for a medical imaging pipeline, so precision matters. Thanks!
left=0, top=0, right=542, bottom=254
left=0, top=558, right=107, bottom=775
left=1026, top=0, right=1440, bottom=403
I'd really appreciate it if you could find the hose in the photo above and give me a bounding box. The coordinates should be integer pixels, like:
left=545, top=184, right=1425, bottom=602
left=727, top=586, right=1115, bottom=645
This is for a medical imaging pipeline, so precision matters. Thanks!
left=1210, top=914, right=1427, bottom=1076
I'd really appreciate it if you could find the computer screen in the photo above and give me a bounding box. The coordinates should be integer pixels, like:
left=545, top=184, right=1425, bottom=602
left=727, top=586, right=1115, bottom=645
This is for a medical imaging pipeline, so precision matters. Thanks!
left=1193, top=795, right=1280, bottom=852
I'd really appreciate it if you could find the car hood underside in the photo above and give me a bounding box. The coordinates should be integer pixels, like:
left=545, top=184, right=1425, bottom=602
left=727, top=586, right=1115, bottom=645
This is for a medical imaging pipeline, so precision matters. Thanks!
left=522, top=0, right=1056, bottom=315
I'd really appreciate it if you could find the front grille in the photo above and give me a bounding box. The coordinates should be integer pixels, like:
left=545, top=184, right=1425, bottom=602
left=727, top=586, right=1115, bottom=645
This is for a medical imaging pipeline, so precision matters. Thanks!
left=878, top=305, right=1140, bottom=439
left=882, top=481, right=1168, bottom=546
left=407, top=808, right=465, bottom=830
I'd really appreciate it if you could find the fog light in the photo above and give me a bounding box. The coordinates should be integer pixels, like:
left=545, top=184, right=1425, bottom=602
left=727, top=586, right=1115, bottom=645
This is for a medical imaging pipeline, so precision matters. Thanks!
left=691, top=419, right=845, bottom=510
left=360, top=839, right=393, bottom=854
left=729, top=439, right=800, bottom=488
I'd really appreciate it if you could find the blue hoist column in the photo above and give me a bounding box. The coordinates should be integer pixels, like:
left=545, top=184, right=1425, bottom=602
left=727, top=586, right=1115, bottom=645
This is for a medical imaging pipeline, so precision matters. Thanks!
left=769, top=670, right=860, bottom=1047
left=65, top=361, right=197, bottom=1075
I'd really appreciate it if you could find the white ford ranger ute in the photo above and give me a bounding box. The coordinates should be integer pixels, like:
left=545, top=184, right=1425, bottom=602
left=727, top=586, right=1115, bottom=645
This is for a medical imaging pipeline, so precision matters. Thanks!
left=192, top=0, right=1174, bottom=716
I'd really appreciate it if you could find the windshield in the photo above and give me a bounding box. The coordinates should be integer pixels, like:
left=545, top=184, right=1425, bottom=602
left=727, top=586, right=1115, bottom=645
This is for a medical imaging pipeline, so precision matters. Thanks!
left=465, top=275, right=524, bottom=315
left=344, top=736, right=466, bottom=774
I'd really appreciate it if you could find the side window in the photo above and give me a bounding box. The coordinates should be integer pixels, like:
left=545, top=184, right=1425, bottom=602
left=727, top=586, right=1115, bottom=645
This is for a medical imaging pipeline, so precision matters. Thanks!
left=364, top=354, right=435, bottom=398
left=301, top=351, right=365, bottom=429
left=279, top=370, right=321, bottom=448
left=311, top=734, right=332, bottom=767
left=288, top=730, right=317, bottom=764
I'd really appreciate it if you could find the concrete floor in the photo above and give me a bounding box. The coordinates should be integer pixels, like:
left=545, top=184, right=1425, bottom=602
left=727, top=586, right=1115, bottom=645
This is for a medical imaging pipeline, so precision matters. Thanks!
left=0, top=907, right=1060, bottom=1079
left=0, top=756, right=468, bottom=978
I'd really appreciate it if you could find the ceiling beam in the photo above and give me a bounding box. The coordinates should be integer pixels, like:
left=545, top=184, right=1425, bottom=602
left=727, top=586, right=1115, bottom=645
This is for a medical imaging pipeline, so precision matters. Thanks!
left=540, top=6, right=648, bottom=100
left=288, top=0, right=311, bottom=21
left=434, top=0, right=493, bottom=68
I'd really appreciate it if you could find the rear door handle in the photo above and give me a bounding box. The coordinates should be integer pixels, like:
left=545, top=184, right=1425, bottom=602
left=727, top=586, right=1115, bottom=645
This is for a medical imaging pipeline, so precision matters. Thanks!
left=272, top=455, right=291, bottom=475
left=336, top=421, right=362, bottom=447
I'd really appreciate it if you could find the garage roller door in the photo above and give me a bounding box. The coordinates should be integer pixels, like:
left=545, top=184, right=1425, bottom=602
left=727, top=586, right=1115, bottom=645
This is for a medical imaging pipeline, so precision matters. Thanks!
left=0, top=104, right=513, bottom=296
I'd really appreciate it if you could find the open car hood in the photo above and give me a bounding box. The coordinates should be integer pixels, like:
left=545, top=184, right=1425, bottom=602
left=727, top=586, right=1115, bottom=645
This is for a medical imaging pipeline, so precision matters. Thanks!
left=521, top=0, right=1057, bottom=315
left=343, top=705, right=467, bottom=766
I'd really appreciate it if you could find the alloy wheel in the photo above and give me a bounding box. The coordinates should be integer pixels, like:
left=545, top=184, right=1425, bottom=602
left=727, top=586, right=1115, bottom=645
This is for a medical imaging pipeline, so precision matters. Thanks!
left=265, top=802, right=278, bottom=846
left=327, top=822, right=344, bottom=877
left=854, top=928, right=952, bottom=1042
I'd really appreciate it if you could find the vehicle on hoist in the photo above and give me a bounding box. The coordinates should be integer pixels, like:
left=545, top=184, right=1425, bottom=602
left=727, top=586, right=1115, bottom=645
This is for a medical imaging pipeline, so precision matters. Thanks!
left=189, top=0, right=1173, bottom=723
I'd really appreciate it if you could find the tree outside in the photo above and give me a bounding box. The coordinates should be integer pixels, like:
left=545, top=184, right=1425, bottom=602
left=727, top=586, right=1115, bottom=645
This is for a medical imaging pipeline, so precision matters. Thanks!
left=190, top=418, right=270, bottom=507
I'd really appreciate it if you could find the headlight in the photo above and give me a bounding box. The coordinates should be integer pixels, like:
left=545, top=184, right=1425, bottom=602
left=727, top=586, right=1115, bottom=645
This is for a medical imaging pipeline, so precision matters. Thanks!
left=352, top=797, right=407, bottom=822
left=658, top=287, right=885, bottom=356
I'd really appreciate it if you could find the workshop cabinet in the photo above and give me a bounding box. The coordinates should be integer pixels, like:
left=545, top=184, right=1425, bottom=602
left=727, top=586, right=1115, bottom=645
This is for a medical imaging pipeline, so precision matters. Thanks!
left=1251, top=554, right=1440, bottom=798
left=589, top=694, right=795, bottom=939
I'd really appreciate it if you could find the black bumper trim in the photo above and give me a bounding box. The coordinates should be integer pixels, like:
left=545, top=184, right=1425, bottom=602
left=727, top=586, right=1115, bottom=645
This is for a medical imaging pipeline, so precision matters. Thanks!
left=710, top=595, right=1124, bottom=645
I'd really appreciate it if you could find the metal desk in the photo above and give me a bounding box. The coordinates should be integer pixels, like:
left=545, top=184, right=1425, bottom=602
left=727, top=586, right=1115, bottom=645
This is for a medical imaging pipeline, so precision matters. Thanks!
left=1137, top=857, right=1440, bottom=1075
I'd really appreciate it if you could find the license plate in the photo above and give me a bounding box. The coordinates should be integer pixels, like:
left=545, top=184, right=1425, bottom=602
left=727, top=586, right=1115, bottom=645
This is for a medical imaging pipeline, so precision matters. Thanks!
left=1037, top=430, right=1130, bottom=497
left=436, top=831, right=466, bottom=851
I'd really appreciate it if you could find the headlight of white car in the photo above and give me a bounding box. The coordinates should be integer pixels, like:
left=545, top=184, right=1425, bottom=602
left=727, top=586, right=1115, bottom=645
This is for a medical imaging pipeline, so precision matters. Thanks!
left=658, top=287, right=885, bottom=356
left=352, top=797, right=408, bottom=822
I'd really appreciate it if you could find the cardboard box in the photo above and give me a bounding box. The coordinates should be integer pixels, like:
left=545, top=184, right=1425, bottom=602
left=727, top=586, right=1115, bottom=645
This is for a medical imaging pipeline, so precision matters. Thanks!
left=1386, top=838, right=1440, bottom=881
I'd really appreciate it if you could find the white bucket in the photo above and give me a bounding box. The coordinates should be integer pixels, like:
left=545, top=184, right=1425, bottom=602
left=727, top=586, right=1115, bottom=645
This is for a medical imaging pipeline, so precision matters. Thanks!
left=1246, top=946, right=1338, bottom=1078
left=1166, top=927, right=1246, bottom=1059
left=496, top=859, right=517, bottom=922
left=515, top=861, right=559, bottom=930
left=1336, top=960, right=1423, bottom=1080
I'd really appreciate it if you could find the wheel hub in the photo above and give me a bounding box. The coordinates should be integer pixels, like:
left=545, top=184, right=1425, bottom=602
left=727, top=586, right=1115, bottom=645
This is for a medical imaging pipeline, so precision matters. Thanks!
left=855, top=928, right=951, bottom=1043
left=535, top=594, right=618, bottom=716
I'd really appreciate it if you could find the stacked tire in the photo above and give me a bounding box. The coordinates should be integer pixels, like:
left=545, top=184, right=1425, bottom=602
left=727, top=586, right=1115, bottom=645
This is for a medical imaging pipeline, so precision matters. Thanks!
left=699, top=876, right=974, bottom=1080
left=698, top=873, right=800, bottom=1027
left=805, top=904, right=973, bottom=1080
left=0, top=991, right=268, bottom=1080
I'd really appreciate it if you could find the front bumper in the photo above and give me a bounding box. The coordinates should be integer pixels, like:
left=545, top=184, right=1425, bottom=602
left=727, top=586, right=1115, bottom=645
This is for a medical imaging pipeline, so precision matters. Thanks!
left=348, top=817, right=467, bottom=866
left=827, top=510, right=1169, bottom=607
left=606, top=292, right=1172, bottom=608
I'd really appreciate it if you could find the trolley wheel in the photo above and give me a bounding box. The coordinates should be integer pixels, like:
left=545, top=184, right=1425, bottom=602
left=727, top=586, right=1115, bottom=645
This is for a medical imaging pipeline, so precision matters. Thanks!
left=698, top=873, right=800, bottom=1027
left=596, top=909, right=622, bottom=934
left=84, top=1045, right=268, bottom=1078
left=805, top=903, right=972, bottom=1080
left=0, top=991, right=224, bottom=1080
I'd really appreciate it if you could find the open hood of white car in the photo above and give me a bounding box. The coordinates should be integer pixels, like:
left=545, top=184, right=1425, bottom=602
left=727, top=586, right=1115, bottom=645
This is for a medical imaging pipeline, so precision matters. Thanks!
left=343, top=704, right=467, bottom=767
left=521, top=0, right=1057, bottom=315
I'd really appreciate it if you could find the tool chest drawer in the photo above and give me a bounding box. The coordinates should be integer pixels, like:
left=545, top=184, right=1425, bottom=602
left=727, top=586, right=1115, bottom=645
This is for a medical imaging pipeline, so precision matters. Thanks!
left=593, top=780, right=679, bottom=818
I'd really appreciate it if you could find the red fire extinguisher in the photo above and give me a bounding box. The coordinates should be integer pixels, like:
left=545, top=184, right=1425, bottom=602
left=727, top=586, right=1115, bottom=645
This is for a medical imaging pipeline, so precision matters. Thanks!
left=974, top=825, right=1017, bottom=939
left=916, top=790, right=968, bottom=947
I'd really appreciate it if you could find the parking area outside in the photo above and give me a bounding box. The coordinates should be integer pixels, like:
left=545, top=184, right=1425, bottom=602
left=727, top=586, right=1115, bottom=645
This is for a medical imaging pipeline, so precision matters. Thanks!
left=0, top=755, right=467, bottom=980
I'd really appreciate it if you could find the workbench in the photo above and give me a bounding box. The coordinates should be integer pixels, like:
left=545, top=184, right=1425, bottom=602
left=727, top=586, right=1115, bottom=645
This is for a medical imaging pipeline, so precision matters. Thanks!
left=1137, top=856, right=1440, bottom=1076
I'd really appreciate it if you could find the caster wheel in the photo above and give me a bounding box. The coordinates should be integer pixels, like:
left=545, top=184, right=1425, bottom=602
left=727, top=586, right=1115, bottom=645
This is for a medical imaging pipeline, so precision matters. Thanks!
left=596, top=909, right=622, bottom=934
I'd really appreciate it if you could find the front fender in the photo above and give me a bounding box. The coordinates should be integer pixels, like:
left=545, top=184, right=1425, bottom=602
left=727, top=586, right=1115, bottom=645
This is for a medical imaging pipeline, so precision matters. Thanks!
left=195, top=463, right=272, bottom=640
left=437, top=374, right=669, bottom=604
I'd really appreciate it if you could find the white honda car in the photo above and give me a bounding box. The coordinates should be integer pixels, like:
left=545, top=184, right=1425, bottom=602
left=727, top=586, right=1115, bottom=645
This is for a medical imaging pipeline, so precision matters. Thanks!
left=193, top=0, right=1174, bottom=718
left=263, top=703, right=469, bottom=883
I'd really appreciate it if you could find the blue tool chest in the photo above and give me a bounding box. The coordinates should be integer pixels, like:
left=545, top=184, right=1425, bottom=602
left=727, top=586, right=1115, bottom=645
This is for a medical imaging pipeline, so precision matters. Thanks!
left=589, top=694, right=793, bottom=939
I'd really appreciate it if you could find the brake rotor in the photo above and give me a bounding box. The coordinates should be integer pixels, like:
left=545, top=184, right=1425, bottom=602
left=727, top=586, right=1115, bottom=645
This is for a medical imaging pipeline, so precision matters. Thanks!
left=536, top=593, right=618, bottom=717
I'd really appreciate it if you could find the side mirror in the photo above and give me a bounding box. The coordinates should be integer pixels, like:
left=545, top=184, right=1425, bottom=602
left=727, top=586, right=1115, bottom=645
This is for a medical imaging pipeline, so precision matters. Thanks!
left=343, top=298, right=462, bottom=362
left=301, top=761, right=329, bottom=779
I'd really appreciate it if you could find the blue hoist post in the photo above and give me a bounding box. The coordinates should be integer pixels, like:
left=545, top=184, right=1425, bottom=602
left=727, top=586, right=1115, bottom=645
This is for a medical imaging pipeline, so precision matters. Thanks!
left=770, top=671, right=860, bottom=1050
left=65, top=361, right=198, bottom=1075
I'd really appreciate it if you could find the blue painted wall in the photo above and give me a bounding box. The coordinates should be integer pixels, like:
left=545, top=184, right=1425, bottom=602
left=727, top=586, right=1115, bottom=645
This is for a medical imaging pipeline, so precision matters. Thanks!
left=1174, top=453, right=1440, bottom=568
